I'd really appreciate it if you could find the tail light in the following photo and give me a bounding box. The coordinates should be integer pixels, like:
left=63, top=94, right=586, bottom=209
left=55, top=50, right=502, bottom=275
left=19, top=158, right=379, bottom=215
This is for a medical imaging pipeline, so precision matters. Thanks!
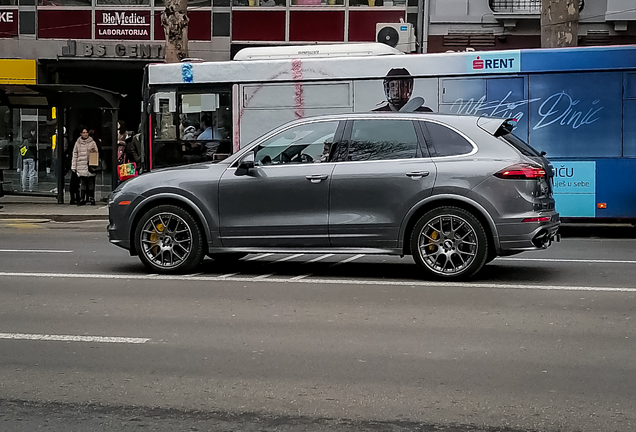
left=494, top=163, right=546, bottom=179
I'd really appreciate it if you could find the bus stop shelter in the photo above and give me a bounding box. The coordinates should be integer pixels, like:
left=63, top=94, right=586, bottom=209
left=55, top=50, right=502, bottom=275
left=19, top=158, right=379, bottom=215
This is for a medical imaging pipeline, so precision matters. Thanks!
left=0, top=83, right=123, bottom=203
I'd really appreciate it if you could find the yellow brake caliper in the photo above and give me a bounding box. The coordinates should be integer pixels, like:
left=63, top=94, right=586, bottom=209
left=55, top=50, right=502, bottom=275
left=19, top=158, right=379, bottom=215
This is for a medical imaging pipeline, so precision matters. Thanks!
left=149, top=223, right=164, bottom=254
left=428, top=229, right=438, bottom=251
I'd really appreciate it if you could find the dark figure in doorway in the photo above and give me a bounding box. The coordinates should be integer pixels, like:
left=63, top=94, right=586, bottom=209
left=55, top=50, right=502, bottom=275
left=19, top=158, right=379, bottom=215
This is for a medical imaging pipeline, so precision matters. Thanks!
left=126, top=123, right=143, bottom=174
left=117, top=120, right=129, bottom=165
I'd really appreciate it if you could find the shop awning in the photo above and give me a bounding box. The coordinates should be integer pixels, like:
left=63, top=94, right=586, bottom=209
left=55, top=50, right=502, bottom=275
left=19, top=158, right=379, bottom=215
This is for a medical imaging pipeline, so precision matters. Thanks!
left=0, top=84, right=123, bottom=109
left=0, top=60, right=36, bottom=85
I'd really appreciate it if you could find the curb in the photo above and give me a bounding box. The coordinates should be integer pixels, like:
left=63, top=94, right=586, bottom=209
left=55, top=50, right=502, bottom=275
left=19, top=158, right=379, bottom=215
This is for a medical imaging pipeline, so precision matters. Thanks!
left=0, top=214, right=108, bottom=223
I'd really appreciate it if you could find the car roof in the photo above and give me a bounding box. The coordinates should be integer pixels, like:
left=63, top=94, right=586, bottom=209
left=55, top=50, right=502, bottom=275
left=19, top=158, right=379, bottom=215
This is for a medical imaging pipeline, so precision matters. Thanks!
left=286, top=112, right=501, bottom=124
left=280, top=112, right=507, bottom=132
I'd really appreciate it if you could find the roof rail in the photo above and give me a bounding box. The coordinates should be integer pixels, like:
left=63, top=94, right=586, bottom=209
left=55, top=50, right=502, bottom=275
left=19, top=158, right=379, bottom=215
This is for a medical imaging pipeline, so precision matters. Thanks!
left=233, top=43, right=404, bottom=61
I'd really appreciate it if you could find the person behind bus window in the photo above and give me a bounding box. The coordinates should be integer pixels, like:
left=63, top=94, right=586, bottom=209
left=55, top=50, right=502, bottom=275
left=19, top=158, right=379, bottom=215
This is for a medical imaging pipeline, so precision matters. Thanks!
left=197, top=114, right=220, bottom=141
left=372, top=68, right=433, bottom=112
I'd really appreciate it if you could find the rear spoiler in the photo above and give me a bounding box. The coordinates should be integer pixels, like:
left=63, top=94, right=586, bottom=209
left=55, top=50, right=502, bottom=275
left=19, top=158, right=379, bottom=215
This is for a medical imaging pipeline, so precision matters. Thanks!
left=476, top=117, right=517, bottom=137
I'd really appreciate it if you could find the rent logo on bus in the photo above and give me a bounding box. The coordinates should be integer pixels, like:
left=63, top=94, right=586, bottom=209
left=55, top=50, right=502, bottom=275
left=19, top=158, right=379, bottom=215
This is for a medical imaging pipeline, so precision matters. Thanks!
left=467, top=52, right=520, bottom=74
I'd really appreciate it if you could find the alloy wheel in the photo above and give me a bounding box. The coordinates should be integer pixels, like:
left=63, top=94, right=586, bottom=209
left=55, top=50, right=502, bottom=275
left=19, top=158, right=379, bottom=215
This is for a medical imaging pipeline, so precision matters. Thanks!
left=140, top=212, right=193, bottom=269
left=417, top=214, right=478, bottom=276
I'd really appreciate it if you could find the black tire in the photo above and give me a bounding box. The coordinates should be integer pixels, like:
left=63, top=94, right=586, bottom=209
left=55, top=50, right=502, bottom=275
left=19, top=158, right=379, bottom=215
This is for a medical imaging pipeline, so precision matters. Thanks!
left=410, top=206, right=488, bottom=280
left=134, top=204, right=205, bottom=274
left=208, top=252, right=248, bottom=263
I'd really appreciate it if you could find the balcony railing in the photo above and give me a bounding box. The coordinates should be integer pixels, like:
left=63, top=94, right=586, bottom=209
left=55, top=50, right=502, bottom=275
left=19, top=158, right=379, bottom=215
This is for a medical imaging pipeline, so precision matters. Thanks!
left=489, top=0, right=584, bottom=14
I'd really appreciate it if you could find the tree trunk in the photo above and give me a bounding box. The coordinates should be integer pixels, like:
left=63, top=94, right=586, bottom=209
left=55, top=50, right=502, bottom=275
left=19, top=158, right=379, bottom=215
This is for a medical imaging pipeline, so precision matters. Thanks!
left=541, top=0, right=580, bottom=48
left=161, top=0, right=189, bottom=63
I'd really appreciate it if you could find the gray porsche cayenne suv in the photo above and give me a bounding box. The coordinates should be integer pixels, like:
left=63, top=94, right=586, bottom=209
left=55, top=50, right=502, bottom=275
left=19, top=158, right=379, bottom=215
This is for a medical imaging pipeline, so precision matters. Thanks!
left=108, top=113, right=560, bottom=280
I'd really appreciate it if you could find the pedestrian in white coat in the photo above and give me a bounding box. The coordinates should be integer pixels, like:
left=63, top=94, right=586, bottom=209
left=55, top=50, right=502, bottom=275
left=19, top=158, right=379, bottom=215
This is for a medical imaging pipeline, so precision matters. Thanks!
left=71, top=128, right=98, bottom=206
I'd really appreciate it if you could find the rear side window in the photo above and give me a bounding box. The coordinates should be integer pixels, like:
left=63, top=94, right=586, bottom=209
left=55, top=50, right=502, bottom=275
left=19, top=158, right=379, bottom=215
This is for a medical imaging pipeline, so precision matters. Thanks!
left=421, top=121, right=473, bottom=157
left=499, top=133, right=543, bottom=157
left=347, top=119, right=419, bottom=162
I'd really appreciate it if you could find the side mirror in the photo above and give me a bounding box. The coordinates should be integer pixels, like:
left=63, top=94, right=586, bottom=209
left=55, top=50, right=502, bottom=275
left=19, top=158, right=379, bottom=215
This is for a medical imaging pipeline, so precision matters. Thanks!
left=235, top=152, right=255, bottom=176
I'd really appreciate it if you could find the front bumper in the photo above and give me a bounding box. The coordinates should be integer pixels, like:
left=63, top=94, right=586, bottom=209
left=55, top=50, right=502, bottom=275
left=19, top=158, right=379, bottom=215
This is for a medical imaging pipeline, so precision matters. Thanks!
left=107, top=192, right=141, bottom=252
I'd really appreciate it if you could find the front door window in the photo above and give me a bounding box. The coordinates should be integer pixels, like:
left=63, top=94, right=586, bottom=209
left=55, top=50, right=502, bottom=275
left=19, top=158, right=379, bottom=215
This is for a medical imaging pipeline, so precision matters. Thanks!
left=254, top=121, right=340, bottom=165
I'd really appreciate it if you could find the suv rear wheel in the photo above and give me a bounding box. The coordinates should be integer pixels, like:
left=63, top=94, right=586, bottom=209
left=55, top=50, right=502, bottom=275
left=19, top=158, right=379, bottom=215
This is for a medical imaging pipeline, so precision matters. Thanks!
left=411, top=206, right=488, bottom=280
left=135, top=204, right=205, bottom=274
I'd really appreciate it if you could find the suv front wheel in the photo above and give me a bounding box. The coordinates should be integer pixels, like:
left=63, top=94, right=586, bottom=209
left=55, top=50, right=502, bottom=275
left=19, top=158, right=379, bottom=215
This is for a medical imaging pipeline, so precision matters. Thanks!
left=135, top=204, right=205, bottom=274
left=411, top=206, right=488, bottom=280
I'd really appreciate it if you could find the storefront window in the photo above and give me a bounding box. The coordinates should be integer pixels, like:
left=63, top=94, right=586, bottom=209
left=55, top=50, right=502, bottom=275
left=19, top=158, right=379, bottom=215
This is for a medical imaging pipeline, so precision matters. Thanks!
left=96, top=0, right=150, bottom=5
left=0, top=106, right=15, bottom=176
left=155, top=0, right=211, bottom=6
left=232, top=0, right=285, bottom=6
left=292, top=0, right=343, bottom=5
left=38, top=0, right=91, bottom=6
left=349, top=0, right=386, bottom=5
left=0, top=0, right=18, bottom=5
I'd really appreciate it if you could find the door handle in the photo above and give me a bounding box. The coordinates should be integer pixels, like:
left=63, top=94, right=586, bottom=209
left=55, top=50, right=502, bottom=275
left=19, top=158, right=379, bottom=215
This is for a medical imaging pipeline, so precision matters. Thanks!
left=306, top=174, right=329, bottom=183
left=406, top=171, right=430, bottom=178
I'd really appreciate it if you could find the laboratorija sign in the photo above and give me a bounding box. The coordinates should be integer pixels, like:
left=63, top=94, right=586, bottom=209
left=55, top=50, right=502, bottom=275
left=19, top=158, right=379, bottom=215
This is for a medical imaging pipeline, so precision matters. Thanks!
left=96, top=10, right=151, bottom=40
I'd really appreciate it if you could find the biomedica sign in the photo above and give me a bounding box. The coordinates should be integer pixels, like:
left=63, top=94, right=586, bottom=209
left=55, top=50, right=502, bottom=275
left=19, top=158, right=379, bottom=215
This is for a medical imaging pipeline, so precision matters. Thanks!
left=100, top=12, right=147, bottom=26
left=96, top=10, right=150, bottom=39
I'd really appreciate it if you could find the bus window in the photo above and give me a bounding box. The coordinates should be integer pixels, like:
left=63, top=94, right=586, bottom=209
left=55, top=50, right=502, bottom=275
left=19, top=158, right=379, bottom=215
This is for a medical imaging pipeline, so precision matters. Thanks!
left=179, top=91, right=232, bottom=163
left=152, top=92, right=177, bottom=141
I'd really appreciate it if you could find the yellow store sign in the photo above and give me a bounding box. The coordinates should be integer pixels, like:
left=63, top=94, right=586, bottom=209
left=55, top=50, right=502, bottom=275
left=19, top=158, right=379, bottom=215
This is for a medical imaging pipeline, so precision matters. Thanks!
left=0, top=59, right=37, bottom=84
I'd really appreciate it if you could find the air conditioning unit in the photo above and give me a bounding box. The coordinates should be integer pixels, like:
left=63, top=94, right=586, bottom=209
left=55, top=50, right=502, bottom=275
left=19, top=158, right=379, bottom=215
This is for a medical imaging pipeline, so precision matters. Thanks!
left=376, top=22, right=415, bottom=53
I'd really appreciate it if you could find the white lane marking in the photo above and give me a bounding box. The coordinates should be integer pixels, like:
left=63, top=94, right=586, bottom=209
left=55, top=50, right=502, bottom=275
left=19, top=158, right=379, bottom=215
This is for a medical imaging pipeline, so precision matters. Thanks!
left=332, top=254, right=365, bottom=266
left=0, top=249, right=73, bottom=253
left=274, top=254, right=304, bottom=263
left=499, top=257, right=636, bottom=264
left=2, top=271, right=635, bottom=292
left=218, top=272, right=239, bottom=278
left=0, top=333, right=149, bottom=344
left=245, top=253, right=273, bottom=261
left=289, top=274, right=311, bottom=281
left=253, top=273, right=274, bottom=280
left=305, top=254, right=335, bottom=263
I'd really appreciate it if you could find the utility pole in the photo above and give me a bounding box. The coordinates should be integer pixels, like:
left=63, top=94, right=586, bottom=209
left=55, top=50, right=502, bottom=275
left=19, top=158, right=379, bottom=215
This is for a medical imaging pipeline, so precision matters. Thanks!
left=416, top=0, right=430, bottom=53
left=541, top=0, right=580, bottom=48
left=161, top=0, right=189, bottom=63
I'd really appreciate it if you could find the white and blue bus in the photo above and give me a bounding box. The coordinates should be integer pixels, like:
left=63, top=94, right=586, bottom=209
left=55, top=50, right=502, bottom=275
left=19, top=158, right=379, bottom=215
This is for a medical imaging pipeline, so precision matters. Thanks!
left=143, top=43, right=636, bottom=219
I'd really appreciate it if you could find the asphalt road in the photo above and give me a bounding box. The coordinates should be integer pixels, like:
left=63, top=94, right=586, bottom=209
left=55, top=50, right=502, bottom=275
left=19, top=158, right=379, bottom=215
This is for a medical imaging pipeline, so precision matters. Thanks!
left=0, top=220, right=635, bottom=432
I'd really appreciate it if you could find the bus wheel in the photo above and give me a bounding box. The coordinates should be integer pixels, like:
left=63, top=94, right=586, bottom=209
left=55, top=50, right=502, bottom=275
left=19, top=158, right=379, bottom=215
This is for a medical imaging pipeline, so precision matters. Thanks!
left=135, top=205, right=204, bottom=274
left=411, top=207, right=488, bottom=280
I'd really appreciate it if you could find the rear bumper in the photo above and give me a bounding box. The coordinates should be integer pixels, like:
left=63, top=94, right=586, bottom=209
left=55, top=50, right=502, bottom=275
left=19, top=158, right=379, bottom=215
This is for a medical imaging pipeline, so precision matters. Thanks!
left=497, top=213, right=560, bottom=252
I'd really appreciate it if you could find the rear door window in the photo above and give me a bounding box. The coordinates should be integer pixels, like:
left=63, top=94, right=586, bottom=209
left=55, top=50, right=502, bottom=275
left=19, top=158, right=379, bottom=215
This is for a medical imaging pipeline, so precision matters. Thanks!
left=420, top=121, right=474, bottom=157
left=345, top=119, right=419, bottom=162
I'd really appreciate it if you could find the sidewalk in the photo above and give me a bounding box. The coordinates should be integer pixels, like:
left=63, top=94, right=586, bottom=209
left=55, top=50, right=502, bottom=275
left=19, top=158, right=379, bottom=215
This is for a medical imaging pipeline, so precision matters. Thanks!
left=0, top=194, right=108, bottom=222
